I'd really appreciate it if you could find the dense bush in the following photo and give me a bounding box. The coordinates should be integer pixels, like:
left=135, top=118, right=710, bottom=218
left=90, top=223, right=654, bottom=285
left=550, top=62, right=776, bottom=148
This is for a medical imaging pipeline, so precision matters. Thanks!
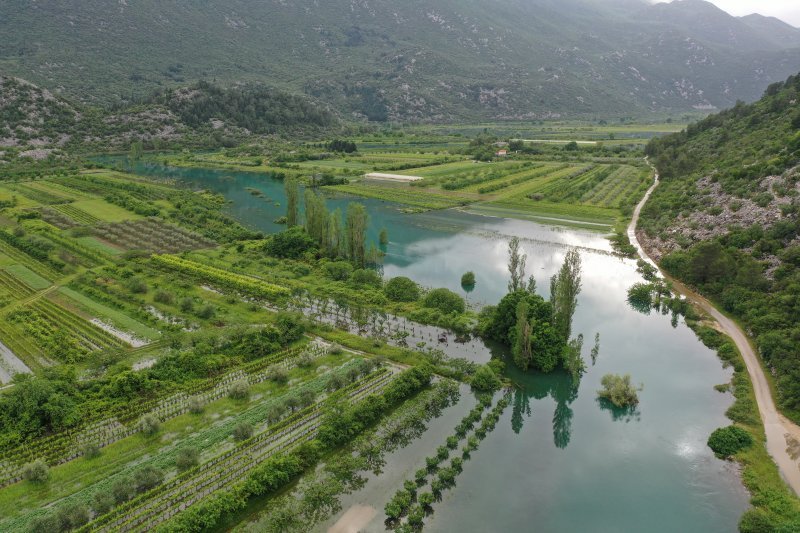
left=597, top=374, right=641, bottom=407
left=423, top=288, right=465, bottom=315
left=470, top=365, right=502, bottom=392
left=707, top=425, right=753, bottom=458
left=22, top=459, right=50, bottom=483
left=461, top=271, right=476, bottom=288
left=133, top=465, right=164, bottom=493
left=264, top=227, right=317, bottom=259
left=137, top=414, right=161, bottom=436
left=351, top=268, right=382, bottom=288
left=325, top=261, right=354, bottom=281
left=384, top=276, right=420, bottom=302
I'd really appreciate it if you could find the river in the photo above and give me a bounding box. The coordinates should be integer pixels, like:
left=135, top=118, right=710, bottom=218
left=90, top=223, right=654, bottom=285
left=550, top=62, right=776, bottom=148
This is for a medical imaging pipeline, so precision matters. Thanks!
left=109, top=160, right=748, bottom=532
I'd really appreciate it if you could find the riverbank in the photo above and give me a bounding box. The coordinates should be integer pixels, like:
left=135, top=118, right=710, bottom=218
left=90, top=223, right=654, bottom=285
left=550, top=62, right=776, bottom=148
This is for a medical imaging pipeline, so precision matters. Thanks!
left=628, top=164, right=800, bottom=529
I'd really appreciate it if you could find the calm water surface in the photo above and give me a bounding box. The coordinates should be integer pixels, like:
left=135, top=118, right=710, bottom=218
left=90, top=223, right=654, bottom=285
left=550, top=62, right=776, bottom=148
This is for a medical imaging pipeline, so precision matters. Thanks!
left=112, top=161, right=748, bottom=532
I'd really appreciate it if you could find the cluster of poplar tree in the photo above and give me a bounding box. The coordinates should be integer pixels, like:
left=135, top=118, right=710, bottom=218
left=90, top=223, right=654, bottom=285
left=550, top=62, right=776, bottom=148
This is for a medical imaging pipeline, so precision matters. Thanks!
left=481, top=237, right=584, bottom=378
left=284, top=178, right=379, bottom=268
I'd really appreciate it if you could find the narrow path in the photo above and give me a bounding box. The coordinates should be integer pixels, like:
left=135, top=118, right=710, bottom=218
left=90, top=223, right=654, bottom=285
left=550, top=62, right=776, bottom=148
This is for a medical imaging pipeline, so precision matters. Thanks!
left=628, top=162, right=800, bottom=496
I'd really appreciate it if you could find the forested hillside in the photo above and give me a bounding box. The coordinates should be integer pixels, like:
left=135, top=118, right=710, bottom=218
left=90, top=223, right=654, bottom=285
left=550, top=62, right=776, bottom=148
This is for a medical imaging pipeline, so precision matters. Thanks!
left=2, top=0, right=800, bottom=120
left=0, top=78, right=340, bottom=174
left=643, top=74, right=800, bottom=414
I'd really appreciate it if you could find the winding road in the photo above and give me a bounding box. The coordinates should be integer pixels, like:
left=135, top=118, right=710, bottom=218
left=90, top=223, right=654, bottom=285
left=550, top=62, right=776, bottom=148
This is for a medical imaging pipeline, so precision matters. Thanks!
left=628, top=164, right=800, bottom=496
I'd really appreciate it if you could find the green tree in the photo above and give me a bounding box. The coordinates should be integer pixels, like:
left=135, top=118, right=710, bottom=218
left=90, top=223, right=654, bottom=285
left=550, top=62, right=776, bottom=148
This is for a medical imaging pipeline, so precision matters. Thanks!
left=284, top=177, right=299, bottom=227
left=304, top=190, right=330, bottom=249
left=130, top=140, right=144, bottom=160
left=507, top=237, right=527, bottom=292
left=345, top=203, right=369, bottom=268
left=512, top=299, right=533, bottom=371
left=550, top=249, right=582, bottom=343
left=379, top=227, right=389, bottom=245
left=461, top=271, right=476, bottom=291
left=562, top=334, right=586, bottom=383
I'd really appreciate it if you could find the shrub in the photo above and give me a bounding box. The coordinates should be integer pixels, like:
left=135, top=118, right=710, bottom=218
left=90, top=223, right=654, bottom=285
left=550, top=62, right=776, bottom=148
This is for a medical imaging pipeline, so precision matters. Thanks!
left=597, top=374, right=641, bottom=407
left=137, top=414, right=161, bottom=436
left=384, top=490, right=413, bottom=519
left=384, top=276, right=420, bottom=302
left=93, top=490, right=115, bottom=514
left=112, top=477, right=134, bottom=503
left=707, top=425, right=753, bottom=457
left=325, top=261, right=354, bottom=281
left=264, top=227, right=317, bottom=259
left=268, top=366, right=289, bottom=384
left=126, top=277, right=148, bottom=294
left=22, top=459, right=49, bottom=483
left=228, top=380, right=250, bottom=400
left=436, top=445, right=450, bottom=461
left=461, top=271, right=476, bottom=288
left=60, top=503, right=90, bottom=529
left=407, top=505, right=425, bottom=527
left=233, top=422, right=254, bottom=441
left=423, top=288, right=465, bottom=314
left=177, top=447, right=200, bottom=471
left=133, top=465, right=164, bottom=493
left=425, top=456, right=439, bottom=470
left=180, top=297, right=194, bottom=312
left=188, top=396, right=205, bottom=414
left=296, top=353, right=314, bottom=368
left=29, top=513, right=59, bottom=532
left=197, top=304, right=216, bottom=319
left=470, top=364, right=502, bottom=392
left=81, top=441, right=101, bottom=459
left=351, top=268, right=382, bottom=287
left=419, top=491, right=435, bottom=507
left=154, top=290, right=175, bottom=304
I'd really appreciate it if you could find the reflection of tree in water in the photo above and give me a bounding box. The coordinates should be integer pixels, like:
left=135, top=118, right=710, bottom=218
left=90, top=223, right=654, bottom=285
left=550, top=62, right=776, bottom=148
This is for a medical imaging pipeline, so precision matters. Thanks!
left=504, top=356, right=579, bottom=449
left=597, top=398, right=641, bottom=423
left=511, top=388, right=531, bottom=434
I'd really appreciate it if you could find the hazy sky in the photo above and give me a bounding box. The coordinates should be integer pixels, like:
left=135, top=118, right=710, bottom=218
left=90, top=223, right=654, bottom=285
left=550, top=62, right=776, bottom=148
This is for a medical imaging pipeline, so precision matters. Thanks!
left=662, top=0, right=800, bottom=26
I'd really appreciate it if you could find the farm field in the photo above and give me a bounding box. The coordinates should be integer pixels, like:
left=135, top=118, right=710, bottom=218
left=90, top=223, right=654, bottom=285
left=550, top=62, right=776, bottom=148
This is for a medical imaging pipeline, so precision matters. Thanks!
left=327, top=157, right=651, bottom=226
left=0, top=155, right=521, bottom=532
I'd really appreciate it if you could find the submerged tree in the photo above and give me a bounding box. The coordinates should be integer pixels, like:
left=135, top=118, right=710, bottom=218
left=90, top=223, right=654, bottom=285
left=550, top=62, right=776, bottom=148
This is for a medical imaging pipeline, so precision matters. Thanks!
left=285, top=177, right=299, bottom=227
left=507, top=237, right=527, bottom=292
left=562, top=333, right=585, bottom=383
left=550, top=249, right=582, bottom=343
left=597, top=374, right=642, bottom=408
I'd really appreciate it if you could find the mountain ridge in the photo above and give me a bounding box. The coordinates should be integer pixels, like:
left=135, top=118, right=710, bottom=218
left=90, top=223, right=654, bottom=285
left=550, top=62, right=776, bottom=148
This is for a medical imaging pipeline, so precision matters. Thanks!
left=1, top=0, right=800, bottom=120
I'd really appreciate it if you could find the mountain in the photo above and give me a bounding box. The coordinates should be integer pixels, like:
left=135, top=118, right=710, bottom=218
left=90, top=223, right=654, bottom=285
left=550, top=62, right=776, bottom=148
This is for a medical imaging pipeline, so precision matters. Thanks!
left=1, top=0, right=800, bottom=121
left=642, top=72, right=800, bottom=420
left=740, top=13, right=800, bottom=49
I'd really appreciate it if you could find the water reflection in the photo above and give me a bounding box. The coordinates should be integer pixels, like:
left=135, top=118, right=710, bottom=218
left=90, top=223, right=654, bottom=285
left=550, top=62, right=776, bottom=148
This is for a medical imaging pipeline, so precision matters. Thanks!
left=597, top=398, right=642, bottom=423
left=505, top=356, right=580, bottom=449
